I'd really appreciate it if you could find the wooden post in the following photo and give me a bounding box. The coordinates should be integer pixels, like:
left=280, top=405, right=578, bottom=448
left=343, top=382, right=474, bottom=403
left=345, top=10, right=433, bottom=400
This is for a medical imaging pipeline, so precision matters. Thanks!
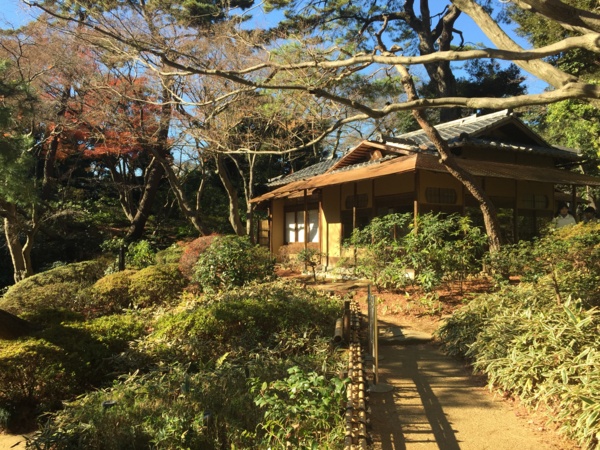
left=514, top=180, right=519, bottom=243
left=414, top=171, right=420, bottom=230
left=268, top=205, right=273, bottom=255
left=303, top=189, right=308, bottom=272
left=118, top=243, right=126, bottom=272
left=353, top=182, right=357, bottom=266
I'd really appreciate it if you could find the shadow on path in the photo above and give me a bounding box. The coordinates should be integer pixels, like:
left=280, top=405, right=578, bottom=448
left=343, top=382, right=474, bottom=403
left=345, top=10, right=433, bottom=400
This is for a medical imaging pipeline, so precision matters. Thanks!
left=368, top=319, right=561, bottom=450
left=370, top=342, right=462, bottom=450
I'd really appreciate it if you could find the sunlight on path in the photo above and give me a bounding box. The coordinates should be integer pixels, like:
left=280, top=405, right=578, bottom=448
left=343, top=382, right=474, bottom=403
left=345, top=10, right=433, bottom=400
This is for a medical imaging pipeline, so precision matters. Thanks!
left=369, top=342, right=576, bottom=450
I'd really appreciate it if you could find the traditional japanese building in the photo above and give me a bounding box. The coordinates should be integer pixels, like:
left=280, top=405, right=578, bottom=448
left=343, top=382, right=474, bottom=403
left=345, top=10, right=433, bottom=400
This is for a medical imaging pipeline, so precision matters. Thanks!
left=251, top=110, right=600, bottom=267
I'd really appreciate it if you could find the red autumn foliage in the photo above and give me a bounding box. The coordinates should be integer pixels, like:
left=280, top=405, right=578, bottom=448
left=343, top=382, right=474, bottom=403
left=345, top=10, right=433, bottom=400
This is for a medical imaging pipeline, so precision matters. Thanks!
left=178, top=234, right=220, bottom=280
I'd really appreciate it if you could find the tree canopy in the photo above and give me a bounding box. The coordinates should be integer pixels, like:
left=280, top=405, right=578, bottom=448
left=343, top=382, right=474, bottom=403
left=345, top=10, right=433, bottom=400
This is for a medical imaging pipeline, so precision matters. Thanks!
left=0, top=0, right=598, bottom=280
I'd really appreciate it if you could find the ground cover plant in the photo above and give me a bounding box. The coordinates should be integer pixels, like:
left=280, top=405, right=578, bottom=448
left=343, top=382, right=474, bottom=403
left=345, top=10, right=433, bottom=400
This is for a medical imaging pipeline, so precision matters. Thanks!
left=0, top=235, right=347, bottom=449
left=25, top=280, right=347, bottom=449
left=437, top=223, right=600, bottom=449
left=192, top=235, right=276, bottom=292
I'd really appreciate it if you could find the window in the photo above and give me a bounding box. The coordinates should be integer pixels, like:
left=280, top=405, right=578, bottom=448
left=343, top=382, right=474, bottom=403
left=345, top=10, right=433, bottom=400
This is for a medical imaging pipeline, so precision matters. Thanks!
left=374, top=193, right=414, bottom=217
left=285, top=209, right=319, bottom=243
left=521, top=194, right=548, bottom=210
left=345, top=194, right=368, bottom=209
left=341, top=209, right=372, bottom=240
left=425, top=187, right=457, bottom=204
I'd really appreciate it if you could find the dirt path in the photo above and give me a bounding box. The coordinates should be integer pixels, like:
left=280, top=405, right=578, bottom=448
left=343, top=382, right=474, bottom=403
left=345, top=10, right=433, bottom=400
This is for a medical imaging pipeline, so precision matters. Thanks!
left=367, top=314, right=580, bottom=450
left=0, top=433, right=27, bottom=449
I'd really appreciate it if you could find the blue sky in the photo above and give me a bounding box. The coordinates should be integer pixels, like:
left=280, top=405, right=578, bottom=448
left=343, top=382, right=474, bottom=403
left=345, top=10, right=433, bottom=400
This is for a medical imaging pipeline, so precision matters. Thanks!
left=0, top=0, right=547, bottom=93
left=1, top=0, right=39, bottom=28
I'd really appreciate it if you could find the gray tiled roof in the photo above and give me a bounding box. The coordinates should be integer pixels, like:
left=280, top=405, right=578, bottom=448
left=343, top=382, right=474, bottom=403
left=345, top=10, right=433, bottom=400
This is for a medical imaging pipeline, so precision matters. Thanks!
left=267, top=110, right=581, bottom=188
left=329, top=154, right=397, bottom=174
left=456, top=138, right=580, bottom=160
left=385, top=109, right=513, bottom=147
left=267, top=158, right=339, bottom=186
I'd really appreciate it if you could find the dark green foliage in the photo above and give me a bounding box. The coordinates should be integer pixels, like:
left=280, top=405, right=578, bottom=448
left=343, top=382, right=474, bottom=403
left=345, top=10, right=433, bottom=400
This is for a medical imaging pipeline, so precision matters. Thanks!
left=349, top=212, right=487, bottom=292
left=86, top=263, right=186, bottom=314
left=0, top=313, right=147, bottom=431
left=505, top=0, right=599, bottom=78
left=192, top=235, right=275, bottom=292
left=125, top=240, right=156, bottom=269
left=251, top=366, right=347, bottom=448
left=438, top=223, right=600, bottom=449
left=142, top=280, right=340, bottom=367
left=86, top=270, right=137, bottom=316
left=297, top=247, right=323, bottom=282
left=155, top=243, right=184, bottom=265
left=485, top=222, right=600, bottom=308
left=128, top=263, right=186, bottom=308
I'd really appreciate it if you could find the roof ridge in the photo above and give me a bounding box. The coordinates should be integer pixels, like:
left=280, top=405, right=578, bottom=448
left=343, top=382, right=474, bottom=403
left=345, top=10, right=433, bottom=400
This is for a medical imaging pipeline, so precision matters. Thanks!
left=385, top=109, right=512, bottom=140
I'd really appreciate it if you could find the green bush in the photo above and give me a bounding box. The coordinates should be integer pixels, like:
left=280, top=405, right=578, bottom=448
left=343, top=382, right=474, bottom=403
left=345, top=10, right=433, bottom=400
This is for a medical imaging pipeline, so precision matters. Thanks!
left=128, top=263, right=186, bottom=308
left=28, top=365, right=262, bottom=450
left=0, top=339, right=75, bottom=418
left=349, top=212, right=487, bottom=292
left=27, top=282, right=346, bottom=449
left=155, top=243, right=184, bottom=265
left=192, top=235, right=275, bottom=292
left=0, top=260, right=107, bottom=317
left=126, top=240, right=156, bottom=269
left=251, top=366, right=347, bottom=449
left=485, top=222, right=600, bottom=308
left=86, top=270, right=137, bottom=315
left=0, top=313, right=148, bottom=431
left=438, top=224, right=600, bottom=449
left=141, top=280, right=340, bottom=368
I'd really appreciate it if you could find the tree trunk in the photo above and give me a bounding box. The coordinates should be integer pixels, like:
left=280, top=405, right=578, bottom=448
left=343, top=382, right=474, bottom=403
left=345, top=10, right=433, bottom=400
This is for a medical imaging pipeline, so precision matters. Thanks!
left=150, top=148, right=209, bottom=235
left=3, top=206, right=34, bottom=283
left=406, top=2, right=461, bottom=123
left=215, top=154, right=245, bottom=236
left=397, top=64, right=503, bottom=252
left=124, top=159, right=165, bottom=243
left=0, top=309, right=30, bottom=340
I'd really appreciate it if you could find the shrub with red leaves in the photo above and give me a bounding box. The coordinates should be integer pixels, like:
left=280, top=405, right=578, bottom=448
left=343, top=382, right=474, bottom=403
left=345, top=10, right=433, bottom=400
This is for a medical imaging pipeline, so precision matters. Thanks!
left=178, top=235, right=219, bottom=279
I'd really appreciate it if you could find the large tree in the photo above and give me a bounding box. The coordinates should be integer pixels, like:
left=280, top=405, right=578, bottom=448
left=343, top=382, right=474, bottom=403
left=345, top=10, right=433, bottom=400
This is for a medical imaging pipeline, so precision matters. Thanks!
left=27, top=0, right=600, bottom=250
left=506, top=0, right=600, bottom=208
left=0, top=21, right=85, bottom=282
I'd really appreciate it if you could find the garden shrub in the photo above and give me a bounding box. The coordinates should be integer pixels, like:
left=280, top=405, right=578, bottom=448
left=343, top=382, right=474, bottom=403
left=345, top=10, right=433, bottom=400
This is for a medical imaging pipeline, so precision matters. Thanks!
left=437, top=223, right=600, bottom=449
left=128, top=263, right=186, bottom=308
left=192, top=235, right=275, bottom=292
left=86, top=270, right=137, bottom=315
left=296, top=246, right=323, bottom=281
left=349, top=212, right=486, bottom=292
left=126, top=240, right=156, bottom=269
left=0, top=339, right=77, bottom=430
left=139, top=280, right=341, bottom=367
left=485, top=222, right=600, bottom=308
left=178, top=235, right=219, bottom=280
left=277, top=242, right=319, bottom=270
left=0, top=312, right=148, bottom=431
left=27, top=282, right=346, bottom=449
left=0, top=260, right=107, bottom=317
left=155, top=243, right=184, bottom=265
left=251, top=366, right=347, bottom=449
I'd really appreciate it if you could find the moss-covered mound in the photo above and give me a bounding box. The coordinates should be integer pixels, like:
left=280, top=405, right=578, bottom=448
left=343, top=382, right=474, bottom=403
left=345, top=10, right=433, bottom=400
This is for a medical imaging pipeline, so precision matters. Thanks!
left=0, top=260, right=107, bottom=318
